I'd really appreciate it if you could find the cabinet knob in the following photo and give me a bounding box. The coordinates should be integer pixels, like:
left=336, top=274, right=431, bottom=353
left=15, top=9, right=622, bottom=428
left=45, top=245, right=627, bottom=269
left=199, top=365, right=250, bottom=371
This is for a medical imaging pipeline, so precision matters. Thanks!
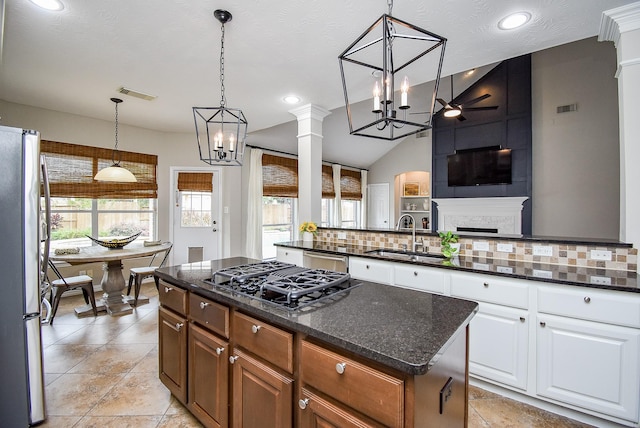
left=199, top=301, right=210, bottom=310
left=366, top=265, right=370, bottom=269
left=414, top=271, right=418, bottom=276
left=285, top=252, right=289, bottom=255
left=520, top=317, right=526, bottom=322
left=215, top=347, right=225, bottom=355
left=584, top=296, right=591, bottom=303
left=251, top=325, right=261, bottom=334
left=229, top=355, right=239, bottom=364
left=164, top=286, right=173, bottom=293
left=335, top=362, right=347, bottom=374
left=540, top=321, right=546, bottom=327
left=175, top=322, right=184, bottom=331
left=298, top=398, right=309, bottom=410
left=483, top=282, right=489, bottom=287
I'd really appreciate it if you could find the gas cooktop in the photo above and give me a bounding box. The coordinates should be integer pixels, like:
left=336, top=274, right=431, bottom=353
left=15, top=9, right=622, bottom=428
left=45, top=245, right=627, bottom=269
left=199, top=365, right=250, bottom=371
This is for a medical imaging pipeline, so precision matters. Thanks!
left=204, top=261, right=360, bottom=311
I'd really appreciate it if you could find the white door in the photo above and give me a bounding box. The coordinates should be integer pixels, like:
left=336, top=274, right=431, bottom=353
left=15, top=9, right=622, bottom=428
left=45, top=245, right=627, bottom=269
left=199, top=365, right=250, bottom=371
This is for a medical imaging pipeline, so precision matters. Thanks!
left=171, top=168, right=221, bottom=265
left=367, top=183, right=389, bottom=229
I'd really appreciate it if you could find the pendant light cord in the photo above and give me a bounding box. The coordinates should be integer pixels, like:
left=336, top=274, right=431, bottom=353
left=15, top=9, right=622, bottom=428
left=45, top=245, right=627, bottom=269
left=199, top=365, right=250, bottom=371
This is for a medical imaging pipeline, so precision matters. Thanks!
left=112, top=98, right=121, bottom=165
left=219, top=21, right=226, bottom=107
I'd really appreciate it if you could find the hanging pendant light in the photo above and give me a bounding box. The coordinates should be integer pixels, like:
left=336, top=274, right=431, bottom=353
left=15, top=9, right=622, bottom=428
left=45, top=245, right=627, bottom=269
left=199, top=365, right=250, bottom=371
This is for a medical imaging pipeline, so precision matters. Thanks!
left=338, top=0, right=447, bottom=140
left=94, top=98, right=137, bottom=182
left=193, top=9, right=248, bottom=166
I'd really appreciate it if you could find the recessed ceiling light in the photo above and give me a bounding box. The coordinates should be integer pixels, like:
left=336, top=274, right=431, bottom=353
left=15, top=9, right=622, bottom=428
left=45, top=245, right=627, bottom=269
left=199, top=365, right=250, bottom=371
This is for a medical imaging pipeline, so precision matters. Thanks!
left=498, top=12, right=531, bottom=30
left=283, top=95, right=301, bottom=104
left=29, top=0, right=64, bottom=11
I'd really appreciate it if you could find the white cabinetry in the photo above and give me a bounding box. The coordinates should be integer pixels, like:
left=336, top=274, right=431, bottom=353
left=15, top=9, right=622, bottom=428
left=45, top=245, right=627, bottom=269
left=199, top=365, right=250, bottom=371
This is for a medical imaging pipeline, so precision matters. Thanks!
left=536, top=285, right=640, bottom=423
left=276, top=247, right=304, bottom=266
left=394, top=264, right=445, bottom=294
left=449, top=272, right=530, bottom=391
left=348, top=257, right=393, bottom=285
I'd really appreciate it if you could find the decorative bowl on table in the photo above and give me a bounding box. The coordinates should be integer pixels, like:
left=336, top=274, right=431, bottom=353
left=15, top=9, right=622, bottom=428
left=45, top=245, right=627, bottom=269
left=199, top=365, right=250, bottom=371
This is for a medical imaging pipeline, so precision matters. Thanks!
left=86, top=232, right=142, bottom=249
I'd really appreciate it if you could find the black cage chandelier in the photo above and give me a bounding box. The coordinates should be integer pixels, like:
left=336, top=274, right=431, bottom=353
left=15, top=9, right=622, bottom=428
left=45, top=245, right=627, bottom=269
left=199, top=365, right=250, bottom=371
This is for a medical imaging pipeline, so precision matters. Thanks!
left=338, top=0, right=447, bottom=140
left=193, top=9, right=248, bottom=166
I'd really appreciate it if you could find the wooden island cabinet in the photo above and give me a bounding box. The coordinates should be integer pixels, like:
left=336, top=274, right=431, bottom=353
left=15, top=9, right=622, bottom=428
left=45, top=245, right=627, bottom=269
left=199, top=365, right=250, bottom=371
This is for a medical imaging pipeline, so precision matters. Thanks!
left=156, top=258, right=477, bottom=428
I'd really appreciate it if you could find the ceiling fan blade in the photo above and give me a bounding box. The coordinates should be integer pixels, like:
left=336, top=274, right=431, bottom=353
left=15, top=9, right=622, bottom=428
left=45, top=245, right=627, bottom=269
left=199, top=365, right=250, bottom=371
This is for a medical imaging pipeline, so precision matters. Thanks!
left=464, top=106, right=499, bottom=111
left=462, top=93, right=491, bottom=106
left=457, top=114, right=467, bottom=122
left=436, top=98, right=450, bottom=108
left=409, top=111, right=431, bottom=115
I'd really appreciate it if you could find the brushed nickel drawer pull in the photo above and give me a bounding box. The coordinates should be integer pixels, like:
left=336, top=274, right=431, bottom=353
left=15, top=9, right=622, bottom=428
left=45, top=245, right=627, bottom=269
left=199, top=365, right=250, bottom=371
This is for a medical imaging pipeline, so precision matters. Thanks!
left=199, top=301, right=210, bottom=310
left=414, top=271, right=418, bottom=276
left=483, top=282, right=489, bottom=287
left=335, top=362, right=346, bottom=374
left=216, top=347, right=225, bottom=355
left=251, top=325, right=261, bottom=334
left=584, top=296, right=591, bottom=303
left=298, top=398, right=309, bottom=410
left=164, top=286, right=173, bottom=293
left=229, top=355, right=239, bottom=364
left=520, top=317, right=525, bottom=322
left=540, top=321, right=546, bottom=327
left=175, top=322, right=184, bottom=331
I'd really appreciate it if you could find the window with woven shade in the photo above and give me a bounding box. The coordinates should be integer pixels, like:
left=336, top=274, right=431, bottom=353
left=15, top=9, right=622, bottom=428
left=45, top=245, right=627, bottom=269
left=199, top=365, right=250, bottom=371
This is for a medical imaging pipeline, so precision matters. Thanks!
left=41, top=140, right=158, bottom=199
left=177, top=172, right=213, bottom=192
left=322, top=164, right=335, bottom=198
left=262, top=153, right=298, bottom=197
left=340, top=169, right=362, bottom=200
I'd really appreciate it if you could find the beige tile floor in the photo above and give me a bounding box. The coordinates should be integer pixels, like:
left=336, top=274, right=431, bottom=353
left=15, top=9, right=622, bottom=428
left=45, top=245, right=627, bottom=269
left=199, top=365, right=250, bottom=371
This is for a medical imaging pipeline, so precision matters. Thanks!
left=40, top=282, right=593, bottom=428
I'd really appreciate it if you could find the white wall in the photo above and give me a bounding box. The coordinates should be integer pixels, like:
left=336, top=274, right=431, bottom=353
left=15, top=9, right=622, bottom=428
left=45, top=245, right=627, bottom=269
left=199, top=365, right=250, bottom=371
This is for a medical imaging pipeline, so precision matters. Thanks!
left=0, top=100, right=244, bottom=258
left=531, top=37, right=620, bottom=239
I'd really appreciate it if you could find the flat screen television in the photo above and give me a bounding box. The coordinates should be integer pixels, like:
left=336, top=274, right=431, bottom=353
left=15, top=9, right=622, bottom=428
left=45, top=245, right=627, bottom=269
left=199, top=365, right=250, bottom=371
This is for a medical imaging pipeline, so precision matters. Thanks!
left=447, top=146, right=512, bottom=186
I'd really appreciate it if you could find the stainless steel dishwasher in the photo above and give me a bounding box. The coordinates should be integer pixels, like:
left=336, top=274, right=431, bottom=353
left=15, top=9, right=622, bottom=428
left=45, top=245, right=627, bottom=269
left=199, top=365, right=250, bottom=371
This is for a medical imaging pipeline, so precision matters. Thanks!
left=303, top=251, right=348, bottom=273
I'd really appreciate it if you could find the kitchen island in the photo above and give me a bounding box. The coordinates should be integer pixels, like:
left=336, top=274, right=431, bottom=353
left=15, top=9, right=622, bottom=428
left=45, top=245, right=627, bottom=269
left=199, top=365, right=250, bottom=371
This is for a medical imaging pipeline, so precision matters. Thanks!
left=155, top=257, right=478, bottom=427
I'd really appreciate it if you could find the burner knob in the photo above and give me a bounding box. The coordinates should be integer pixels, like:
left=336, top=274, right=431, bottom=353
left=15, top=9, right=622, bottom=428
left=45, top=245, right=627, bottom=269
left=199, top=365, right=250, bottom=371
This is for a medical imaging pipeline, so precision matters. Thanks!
left=229, top=355, right=239, bottom=364
left=216, top=347, right=225, bottom=355
left=335, top=362, right=347, bottom=375
left=298, top=398, right=309, bottom=410
left=200, top=301, right=210, bottom=310
left=251, top=325, right=261, bottom=334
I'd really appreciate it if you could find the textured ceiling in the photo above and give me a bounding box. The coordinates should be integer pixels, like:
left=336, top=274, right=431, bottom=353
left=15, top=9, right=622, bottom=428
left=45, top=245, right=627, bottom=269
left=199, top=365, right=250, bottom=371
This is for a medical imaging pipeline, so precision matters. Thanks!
left=0, top=0, right=634, bottom=167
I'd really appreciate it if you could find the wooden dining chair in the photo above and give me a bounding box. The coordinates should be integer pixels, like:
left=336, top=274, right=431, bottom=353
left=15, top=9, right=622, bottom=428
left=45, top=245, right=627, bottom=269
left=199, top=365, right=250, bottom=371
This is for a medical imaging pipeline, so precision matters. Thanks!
left=126, top=243, right=173, bottom=306
left=47, top=260, right=98, bottom=324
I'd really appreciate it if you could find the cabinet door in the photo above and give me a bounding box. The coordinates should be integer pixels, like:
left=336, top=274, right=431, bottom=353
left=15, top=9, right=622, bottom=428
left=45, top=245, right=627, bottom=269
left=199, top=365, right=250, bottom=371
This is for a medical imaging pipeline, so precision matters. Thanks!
left=230, top=348, right=293, bottom=428
left=394, top=264, right=445, bottom=294
left=188, top=323, right=229, bottom=428
left=159, top=306, right=187, bottom=403
left=298, top=388, right=384, bottom=428
left=276, top=247, right=304, bottom=266
left=537, top=314, right=640, bottom=422
left=348, top=257, right=393, bottom=284
left=469, top=303, right=528, bottom=390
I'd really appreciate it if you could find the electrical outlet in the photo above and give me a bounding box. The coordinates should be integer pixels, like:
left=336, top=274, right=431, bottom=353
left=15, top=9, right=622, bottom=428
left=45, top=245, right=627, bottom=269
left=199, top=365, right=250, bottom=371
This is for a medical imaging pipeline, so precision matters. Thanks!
left=533, top=269, right=553, bottom=279
left=496, top=266, right=513, bottom=274
left=473, top=241, right=490, bottom=252
left=590, top=276, right=612, bottom=286
left=533, top=245, right=553, bottom=257
left=496, top=243, right=513, bottom=253
left=337, top=232, right=347, bottom=240
left=590, top=250, right=612, bottom=261
left=79, top=270, right=86, bottom=275
left=472, top=262, right=490, bottom=271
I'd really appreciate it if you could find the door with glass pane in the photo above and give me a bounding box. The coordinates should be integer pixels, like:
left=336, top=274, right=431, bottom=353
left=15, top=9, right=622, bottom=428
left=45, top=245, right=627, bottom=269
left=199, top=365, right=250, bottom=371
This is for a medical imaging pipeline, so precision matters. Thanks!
left=172, top=170, right=220, bottom=265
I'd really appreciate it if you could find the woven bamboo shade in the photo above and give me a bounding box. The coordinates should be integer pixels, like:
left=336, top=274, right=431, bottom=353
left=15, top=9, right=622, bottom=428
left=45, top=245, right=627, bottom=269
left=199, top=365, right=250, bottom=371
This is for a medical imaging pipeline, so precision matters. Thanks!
left=262, top=154, right=298, bottom=198
left=177, top=172, right=213, bottom=192
left=340, top=169, right=362, bottom=200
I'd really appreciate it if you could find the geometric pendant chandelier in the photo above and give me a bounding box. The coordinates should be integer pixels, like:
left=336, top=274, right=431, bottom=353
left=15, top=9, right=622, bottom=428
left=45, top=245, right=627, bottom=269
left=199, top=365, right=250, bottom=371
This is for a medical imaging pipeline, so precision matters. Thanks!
left=338, top=0, right=447, bottom=141
left=193, top=9, right=248, bottom=166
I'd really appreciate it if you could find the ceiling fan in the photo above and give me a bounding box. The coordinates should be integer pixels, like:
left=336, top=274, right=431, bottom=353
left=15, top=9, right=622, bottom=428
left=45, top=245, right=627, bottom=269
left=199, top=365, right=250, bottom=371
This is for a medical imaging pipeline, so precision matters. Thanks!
left=436, top=75, right=498, bottom=121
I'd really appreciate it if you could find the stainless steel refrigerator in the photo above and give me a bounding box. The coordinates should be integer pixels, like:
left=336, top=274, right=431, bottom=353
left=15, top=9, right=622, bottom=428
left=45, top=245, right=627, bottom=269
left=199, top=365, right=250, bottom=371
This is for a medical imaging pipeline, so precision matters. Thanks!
left=0, top=125, right=47, bottom=426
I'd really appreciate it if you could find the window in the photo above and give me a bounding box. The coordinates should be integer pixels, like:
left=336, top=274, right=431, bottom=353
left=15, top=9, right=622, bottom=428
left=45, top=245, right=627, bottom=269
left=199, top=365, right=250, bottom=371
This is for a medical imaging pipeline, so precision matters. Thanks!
left=41, top=140, right=158, bottom=249
left=262, top=197, right=296, bottom=259
left=177, top=172, right=213, bottom=227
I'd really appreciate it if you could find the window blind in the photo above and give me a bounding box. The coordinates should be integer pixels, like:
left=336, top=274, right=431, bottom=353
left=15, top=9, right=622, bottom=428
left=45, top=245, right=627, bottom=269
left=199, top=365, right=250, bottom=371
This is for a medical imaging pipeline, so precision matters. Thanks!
left=322, top=164, right=335, bottom=198
left=262, top=154, right=298, bottom=197
left=177, top=172, right=213, bottom=192
left=340, top=169, right=362, bottom=200
left=41, top=140, right=158, bottom=199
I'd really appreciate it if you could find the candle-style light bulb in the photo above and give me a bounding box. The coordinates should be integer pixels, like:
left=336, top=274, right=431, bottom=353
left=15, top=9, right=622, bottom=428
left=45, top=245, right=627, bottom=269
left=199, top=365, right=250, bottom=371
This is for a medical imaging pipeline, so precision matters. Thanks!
left=229, top=133, right=235, bottom=152
left=385, top=77, right=391, bottom=101
left=401, top=76, right=409, bottom=107
left=216, top=131, right=223, bottom=150
left=373, top=81, right=381, bottom=111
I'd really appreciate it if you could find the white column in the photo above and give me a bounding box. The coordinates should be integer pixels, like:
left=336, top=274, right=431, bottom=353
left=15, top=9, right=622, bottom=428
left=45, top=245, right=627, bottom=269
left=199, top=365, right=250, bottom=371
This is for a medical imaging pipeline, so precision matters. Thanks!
left=289, top=104, right=331, bottom=225
left=600, top=2, right=640, bottom=248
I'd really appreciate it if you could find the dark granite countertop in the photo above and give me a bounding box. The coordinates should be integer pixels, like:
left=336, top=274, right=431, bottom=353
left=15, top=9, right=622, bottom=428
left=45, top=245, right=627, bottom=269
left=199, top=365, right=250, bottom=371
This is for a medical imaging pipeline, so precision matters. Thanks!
left=155, top=257, right=478, bottom=376
left=275, top=241, right=640, bottom=292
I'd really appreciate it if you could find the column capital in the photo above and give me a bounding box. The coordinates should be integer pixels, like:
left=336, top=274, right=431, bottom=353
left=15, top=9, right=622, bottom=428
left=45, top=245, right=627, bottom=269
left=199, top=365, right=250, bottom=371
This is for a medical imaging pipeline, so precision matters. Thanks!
left=599, top=2, right=640, bottom=46
left=288, top=104, right=331, bottom=122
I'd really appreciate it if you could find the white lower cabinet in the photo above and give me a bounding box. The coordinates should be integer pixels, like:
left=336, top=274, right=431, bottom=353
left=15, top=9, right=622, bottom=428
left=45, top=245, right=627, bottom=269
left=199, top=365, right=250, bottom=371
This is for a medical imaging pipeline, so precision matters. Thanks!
left=469, top=303, right=529, bottom=390
left=276, top=247, right=304, bottom=266
left=393, top=264, right=445, bottom=294
left=537, top=313, right=640, bottom=423
left=348, top=257, right=393, bottom=285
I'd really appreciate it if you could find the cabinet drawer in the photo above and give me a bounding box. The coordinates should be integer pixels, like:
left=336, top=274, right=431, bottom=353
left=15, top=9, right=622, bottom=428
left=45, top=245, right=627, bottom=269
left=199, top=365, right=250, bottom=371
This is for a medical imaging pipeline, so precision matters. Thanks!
left=276, top=247, right=304, bottom=266
left=189, top=294, right=229, bottom=338
left=349, top=258, right=393, bottom=284
left=450, top=272, right=529, bottom=309
left=233, top=311, right=293, bottom=373
left=159, top=281, right=188, bottom=315
left=394, top=264, right=445, bottom=294
left=538, top=285, right=640, bottom=328
left=301, top=341, right=404, bottom=428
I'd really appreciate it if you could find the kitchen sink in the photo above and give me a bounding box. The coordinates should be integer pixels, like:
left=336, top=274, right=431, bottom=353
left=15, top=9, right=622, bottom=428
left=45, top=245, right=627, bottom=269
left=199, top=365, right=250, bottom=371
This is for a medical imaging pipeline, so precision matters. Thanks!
left=365, top=249, right=446, bottom=263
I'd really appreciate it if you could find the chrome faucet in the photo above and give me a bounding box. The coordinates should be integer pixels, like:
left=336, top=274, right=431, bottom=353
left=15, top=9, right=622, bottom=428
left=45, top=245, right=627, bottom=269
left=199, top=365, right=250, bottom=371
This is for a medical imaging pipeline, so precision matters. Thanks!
left=396, top=214, right=423, bottom=252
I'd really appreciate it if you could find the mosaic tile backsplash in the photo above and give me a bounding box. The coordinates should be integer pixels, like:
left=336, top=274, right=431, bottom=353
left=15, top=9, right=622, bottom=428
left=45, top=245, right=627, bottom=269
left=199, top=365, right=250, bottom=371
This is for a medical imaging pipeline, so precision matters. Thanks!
left=317, top=229, right=638, bottom=272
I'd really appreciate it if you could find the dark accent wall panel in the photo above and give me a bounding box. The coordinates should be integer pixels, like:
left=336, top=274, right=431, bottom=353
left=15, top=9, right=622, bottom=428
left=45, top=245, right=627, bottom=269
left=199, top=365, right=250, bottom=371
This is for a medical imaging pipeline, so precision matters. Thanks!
left=432, top=55, right=532, bottom=234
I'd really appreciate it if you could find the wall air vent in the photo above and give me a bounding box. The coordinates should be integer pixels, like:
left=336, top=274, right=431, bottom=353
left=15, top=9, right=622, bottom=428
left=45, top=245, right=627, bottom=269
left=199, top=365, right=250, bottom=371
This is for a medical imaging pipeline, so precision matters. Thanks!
left=556, top=103, right=577, bottom=114
left=118, top=87, right=157, bottom=101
